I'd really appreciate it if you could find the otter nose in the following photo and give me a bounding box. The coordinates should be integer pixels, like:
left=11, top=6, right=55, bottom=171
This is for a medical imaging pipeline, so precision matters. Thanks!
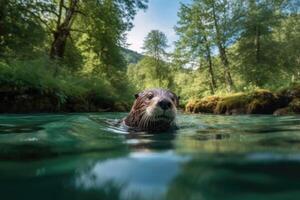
left=158, top=99, right=172, bottom=110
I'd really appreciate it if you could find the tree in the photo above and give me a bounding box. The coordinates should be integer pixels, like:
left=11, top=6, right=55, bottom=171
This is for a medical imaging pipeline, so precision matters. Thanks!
left=0, top=0, right=46, bottom=58
left=16, top=0, right=148, bottom=60
left=236, top=0, right=286, bottom=87
left=143, top=30, right=168, bottom=59
left=208, top=0, right=244, bottom=92
left=174, top=0, right=243, bottom=92
left=175, top=2, right=217, bottom=94
left=142, top=30, right=169, bottom=86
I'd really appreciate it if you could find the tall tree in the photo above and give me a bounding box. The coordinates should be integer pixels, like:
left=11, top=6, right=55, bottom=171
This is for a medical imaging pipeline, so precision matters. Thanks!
left=175, top=2, right=217, bottom=94
left=143, top=30, right=168, bottom=60
left=142, top=30, right=169, bottom=85
left=209, top=0, right=244, bottom=92
left=236, top=0, right=285, bottom=86
left=174, top=0, right=243, bottom=92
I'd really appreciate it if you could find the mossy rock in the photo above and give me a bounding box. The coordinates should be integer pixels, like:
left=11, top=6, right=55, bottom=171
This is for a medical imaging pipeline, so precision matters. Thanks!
left=185, top=96, right=220, bottom=113
left=214, top=93, right=249, bottom=114
left=246, top=90, right=279, bottom=114
left=273, top=107, right=293, bottom=115
left=289, top=98, right=300, bottom=113
left=186, top=89, right=281, bottom=115
left=273, top=98, right=300, bottom=115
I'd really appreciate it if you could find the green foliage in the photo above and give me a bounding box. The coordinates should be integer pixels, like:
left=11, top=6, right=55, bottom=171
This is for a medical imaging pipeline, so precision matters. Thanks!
left=127, top=56, right=172, bottom=91
left=0, top=0, right=148, bottom=111
left=169, top=0, right=300, bottom=102
left=121, top=48, right=144, bottom=64
left=142, top=30, right=168, bottom=59
left=127, top=30, right=173, bottom=93
left=0, top=58, right=114, bottom=101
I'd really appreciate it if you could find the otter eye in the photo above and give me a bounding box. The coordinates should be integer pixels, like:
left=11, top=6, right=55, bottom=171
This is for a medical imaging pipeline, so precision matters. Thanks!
left=147, top=93, right=154, bottom=100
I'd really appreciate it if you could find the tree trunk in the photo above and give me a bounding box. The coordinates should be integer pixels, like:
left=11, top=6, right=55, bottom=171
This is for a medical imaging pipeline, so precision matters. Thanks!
left=255, top=25, right=260, bottom=64
left=50, top=29, right=69, bottom=59
left=0, top=0, right=8, bottom=53
left=50, top=0, right=79, bottom=59
left=204, top=36, right=217, bottom=94
left=212, top=2, right=234, bottom=92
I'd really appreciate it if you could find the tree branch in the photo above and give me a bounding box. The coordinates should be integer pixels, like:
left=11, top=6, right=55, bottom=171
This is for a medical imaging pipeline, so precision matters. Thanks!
left=20, top=7, right=54, bottom=33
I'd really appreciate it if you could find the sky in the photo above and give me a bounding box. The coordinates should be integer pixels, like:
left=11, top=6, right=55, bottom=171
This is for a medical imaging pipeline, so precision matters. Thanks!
left=126, top=0, right=192, bottom=53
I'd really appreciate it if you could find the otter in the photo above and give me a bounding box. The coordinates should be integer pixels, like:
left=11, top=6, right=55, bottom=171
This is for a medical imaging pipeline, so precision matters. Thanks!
left=123, top=88, right=180, bottom=132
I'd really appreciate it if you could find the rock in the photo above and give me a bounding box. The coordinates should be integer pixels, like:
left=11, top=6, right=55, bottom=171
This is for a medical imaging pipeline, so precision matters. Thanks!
left=289, top=98, right=300, bottom=113
left=246, top=90, right=279, bottom=114
left=273, top=107, right=292, bottom=116
left=186, top=89, right=282, bottom=115
left=213, top=93, right=248, bottom=114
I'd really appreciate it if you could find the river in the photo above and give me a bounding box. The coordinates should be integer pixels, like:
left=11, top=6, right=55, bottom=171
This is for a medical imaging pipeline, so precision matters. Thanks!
left=1, top=113, right=300, bottom=200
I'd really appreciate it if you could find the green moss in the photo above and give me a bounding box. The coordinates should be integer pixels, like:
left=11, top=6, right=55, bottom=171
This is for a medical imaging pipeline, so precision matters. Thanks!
left=186, top=96, right=220, bottom=113
left=214, top=93, right=249, bottom=114
left=186, top=89, right=279, bottom=115
left=246, top=90, right=278, bottom=114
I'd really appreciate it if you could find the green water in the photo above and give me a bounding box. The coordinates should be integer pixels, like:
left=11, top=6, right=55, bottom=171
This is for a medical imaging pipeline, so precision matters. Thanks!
left=1, top=113, right=300, bottom=200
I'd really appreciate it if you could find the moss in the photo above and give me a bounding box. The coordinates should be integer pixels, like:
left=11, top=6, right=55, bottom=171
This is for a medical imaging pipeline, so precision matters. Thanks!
left=186, top=89, right=280, bottom=115
left=185, top=96, right=220, bottom=113
left=246, top=90, right=278, bottom=114
left=289, top=98, right=300, bottom=113
left=185, top=84, right=300, bottom=115
left=214, top=93, right=249, bottom=114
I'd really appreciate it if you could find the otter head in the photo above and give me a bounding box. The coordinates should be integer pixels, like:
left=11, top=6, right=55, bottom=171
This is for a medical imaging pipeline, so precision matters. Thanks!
left=124, top=88, right=180, bottom=132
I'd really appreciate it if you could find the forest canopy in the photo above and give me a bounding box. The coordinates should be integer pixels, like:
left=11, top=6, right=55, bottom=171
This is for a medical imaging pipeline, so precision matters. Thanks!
left=1, top=0, right=300, bottom=111
left=128, top=0, right=300, bottom=103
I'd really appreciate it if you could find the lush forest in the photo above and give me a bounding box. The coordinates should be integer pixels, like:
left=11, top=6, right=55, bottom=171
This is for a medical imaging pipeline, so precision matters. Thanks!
left=0, top=0, right=147, bottom=112
left=1, top=0, right=300, bottom=113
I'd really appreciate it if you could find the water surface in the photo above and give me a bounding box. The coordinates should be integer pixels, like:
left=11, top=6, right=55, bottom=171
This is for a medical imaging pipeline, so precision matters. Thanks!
left=1, top=113, right=300, bottom=200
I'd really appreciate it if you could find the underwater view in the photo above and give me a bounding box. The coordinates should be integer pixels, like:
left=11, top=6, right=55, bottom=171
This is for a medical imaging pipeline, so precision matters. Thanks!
left=1, top=113, right=300, bottom=200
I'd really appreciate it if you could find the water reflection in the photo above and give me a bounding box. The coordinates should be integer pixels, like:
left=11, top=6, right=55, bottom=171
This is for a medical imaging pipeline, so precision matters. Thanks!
left=75, top=151, right=189, bottom=200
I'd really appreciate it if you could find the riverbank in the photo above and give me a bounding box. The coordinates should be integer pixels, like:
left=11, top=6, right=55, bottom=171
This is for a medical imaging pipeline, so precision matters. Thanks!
left=186, top=85, right=300, bottom=115
left=0, top=87, right=130, bottom=113
left=0, top=60, right=130, bottom=113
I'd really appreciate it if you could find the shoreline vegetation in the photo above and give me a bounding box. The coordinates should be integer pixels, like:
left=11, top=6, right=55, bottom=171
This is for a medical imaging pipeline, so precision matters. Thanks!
left=186, top=85, right=300, bottom=115
left=0, top=59, right=131, bottom=113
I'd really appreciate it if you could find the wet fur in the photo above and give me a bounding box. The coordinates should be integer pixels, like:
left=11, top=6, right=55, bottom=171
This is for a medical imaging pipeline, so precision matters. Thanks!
left=124, top=88, right=179, bottom=132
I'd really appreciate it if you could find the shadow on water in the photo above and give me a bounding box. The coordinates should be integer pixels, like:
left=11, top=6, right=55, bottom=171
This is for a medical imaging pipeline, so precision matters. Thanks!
left=1, top=113, right=300, bottom=199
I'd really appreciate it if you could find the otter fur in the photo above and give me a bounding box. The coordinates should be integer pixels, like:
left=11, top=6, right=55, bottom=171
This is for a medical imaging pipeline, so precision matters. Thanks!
left=123, top=88, right=180, bottom=132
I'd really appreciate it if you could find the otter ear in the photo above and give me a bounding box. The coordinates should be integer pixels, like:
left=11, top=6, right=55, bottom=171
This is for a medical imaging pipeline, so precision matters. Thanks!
left=134, top=93, right=139, bottom=99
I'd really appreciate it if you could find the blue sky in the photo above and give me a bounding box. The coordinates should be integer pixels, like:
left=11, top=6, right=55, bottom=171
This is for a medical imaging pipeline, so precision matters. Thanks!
left=126, top=0, right=192, bottom=53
